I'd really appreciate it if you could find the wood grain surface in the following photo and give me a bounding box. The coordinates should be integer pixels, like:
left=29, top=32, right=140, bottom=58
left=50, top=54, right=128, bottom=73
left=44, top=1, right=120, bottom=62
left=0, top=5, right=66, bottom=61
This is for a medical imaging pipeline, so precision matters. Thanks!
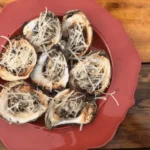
left=0, top=0, right=150, bottom=149
left=0, top=0, right=150, bottom=62
left=97, top=0, right=150, bottom=63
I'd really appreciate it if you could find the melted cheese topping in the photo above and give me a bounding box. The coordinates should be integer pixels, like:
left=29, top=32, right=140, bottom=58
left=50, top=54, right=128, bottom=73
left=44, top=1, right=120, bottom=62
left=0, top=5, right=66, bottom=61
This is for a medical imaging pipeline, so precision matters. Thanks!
left=30, top=45, right=68, bottom=91
left=0, top=82, right=47, bottom=116
left=6, top=87, right=40, bottom=114
left=54, top=90, right=86, bottom=118
left=64, top=21, right=87, bottom=58
left=0, top=81, right=50, bottom=124
left=70, top=52, right=109, bottom=94
left=68, top=49, right=119, bottom=106
left=43, top=48, right=67, bottom=83
left=0, top=36, right=36, bottom=76
left=25, top=8, right=61, bottom=51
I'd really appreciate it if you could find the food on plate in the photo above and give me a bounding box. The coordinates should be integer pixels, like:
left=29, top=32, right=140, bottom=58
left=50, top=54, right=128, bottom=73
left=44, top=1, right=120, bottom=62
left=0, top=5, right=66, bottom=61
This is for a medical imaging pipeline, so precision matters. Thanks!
left=0, top=37, right=37, bottom=81
left=0, top=81, right=49, bottom=124
left=30, top=46, right=69, bottom=91
left=0, top=9, right=112, bottom=129
left=23, top=9, right=62, bottom=52
left=62, top=10, right=93, bottom=58
left=45, top=89, right=97, bottom=129
left=69, top=51, right=111, bottom=95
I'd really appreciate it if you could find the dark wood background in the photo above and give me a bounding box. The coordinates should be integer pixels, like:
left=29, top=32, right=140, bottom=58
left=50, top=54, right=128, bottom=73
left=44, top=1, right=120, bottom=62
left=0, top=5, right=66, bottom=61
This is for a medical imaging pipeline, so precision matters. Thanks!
left=0, top=0, right=150, bottom=149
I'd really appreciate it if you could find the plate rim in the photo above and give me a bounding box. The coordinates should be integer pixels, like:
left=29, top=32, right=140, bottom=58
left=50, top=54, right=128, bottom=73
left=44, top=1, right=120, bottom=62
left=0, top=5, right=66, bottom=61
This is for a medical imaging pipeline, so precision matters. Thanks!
left=0, top=0, right=141, bottom=149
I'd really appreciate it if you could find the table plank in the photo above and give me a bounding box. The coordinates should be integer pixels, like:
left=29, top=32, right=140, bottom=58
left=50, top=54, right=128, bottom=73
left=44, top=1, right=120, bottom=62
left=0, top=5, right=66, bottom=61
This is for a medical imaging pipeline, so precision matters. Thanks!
left=0, top=0, right=150, bottom=62
left=97, top=0, right=150, bottom=63
left=0, top=141, right=7, bottom=150
left=0, top=64, right=150, bottom=149
left=0, top=0, right=14, bottom=6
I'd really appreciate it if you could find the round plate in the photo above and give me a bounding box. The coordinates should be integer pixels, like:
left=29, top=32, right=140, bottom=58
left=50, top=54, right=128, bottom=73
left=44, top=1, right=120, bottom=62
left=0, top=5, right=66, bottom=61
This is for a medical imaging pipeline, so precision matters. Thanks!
left=0, top=0, right=141, bottom=149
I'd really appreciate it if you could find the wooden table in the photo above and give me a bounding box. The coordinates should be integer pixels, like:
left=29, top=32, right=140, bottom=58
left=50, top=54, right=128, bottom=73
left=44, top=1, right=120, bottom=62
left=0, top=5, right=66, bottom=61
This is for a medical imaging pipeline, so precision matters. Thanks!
left=0, top=0, right=150, bottom=149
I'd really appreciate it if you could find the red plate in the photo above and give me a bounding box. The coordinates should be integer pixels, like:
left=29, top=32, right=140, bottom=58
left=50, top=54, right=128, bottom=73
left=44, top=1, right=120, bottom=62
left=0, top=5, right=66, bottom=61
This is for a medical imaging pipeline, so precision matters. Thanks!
left=0, top=0, right=141, bottom=149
